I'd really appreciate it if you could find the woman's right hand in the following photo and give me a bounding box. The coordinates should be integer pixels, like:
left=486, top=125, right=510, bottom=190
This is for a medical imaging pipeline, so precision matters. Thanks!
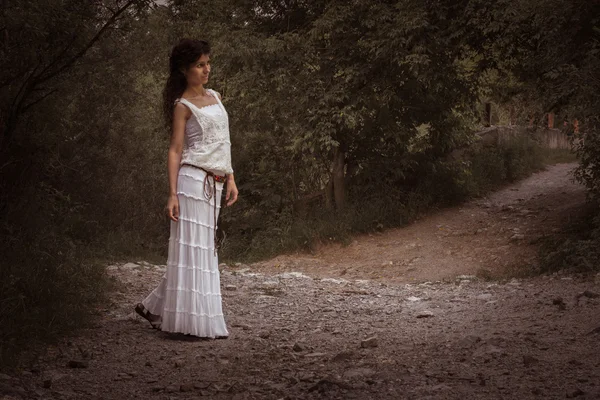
left=166, top=194, right=179, bottom=222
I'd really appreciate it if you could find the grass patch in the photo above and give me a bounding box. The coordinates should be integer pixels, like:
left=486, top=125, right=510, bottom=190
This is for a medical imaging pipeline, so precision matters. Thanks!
left=538, top=203, right=600, bottom=274
left=540, top=147, right=578, bottom=165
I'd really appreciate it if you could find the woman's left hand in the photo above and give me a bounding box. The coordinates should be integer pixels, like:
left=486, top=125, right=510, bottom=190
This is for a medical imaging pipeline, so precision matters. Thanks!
left=226, top=177, right=238, bottom=206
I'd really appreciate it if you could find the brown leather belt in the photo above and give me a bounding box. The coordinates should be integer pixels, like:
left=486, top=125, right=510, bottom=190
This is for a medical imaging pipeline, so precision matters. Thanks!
left=181, top=164, right=225, bottom=255
left=181, top=164, right=226, bottom=182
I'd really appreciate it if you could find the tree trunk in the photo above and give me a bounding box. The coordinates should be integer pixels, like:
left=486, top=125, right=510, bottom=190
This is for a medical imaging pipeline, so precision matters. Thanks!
left=484, top=102, right=492, bottom=127
left=332, top=146, right=345, bottom=210
left=325, top=178, right=334, bottom=209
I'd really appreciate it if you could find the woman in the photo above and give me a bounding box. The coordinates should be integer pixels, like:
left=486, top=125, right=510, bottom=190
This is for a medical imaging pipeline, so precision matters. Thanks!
left=135, top=39, right=238, bottom=338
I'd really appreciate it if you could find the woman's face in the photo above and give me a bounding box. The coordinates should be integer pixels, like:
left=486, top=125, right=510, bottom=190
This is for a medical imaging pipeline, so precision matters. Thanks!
left=184, top=54, right=210, bottom=86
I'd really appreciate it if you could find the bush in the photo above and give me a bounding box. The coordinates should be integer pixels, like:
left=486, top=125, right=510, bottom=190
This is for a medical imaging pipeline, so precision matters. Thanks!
left=420, top=133, right=547, bottom=204
left=0, top=236, right=110, bottom=369
left=538, top=206, right=600, bottom=274
left=574, top=126, right=600, bottom=201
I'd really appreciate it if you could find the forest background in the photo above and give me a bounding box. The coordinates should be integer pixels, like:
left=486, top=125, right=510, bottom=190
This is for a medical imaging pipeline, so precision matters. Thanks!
left=1, top=0, right=599, bottom=367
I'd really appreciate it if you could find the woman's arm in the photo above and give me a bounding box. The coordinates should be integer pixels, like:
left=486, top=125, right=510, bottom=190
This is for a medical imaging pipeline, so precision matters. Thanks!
left=166, top=103, right=189, bottom=221
left=218, top=91, right=238, bottom=206
left=226, top=173, right=238, bottom=206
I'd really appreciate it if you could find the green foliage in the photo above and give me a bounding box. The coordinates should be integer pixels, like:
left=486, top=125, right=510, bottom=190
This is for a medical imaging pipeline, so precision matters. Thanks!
left=465, top=0, right=599, bottom=193
left=0, top=0, right=160, bottom=369
left=538, top=207, right=600, bottom=274
left=574, top=125, right=600, bottom=200
left=403, top=134, right=547, bottom=207
left=0, top=179, right=111, bottom=367
left=463, top=135, right=546, bottom=194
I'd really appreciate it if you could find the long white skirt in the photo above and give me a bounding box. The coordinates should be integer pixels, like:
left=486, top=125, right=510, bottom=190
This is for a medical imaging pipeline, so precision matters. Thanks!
left=141, top=165, right=229, bottom=337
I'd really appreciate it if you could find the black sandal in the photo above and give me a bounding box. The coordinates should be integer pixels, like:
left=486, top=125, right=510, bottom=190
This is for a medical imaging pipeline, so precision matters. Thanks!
left=134, top=303, right=162, bottom=329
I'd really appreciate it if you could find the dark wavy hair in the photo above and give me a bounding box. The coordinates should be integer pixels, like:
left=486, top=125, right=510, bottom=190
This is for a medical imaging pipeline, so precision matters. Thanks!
left=162, top=39, right=211, bottom=130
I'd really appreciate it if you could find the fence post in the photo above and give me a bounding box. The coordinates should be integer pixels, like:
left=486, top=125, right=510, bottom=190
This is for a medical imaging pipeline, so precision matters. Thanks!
left=548, top=112, right=554, bottom=129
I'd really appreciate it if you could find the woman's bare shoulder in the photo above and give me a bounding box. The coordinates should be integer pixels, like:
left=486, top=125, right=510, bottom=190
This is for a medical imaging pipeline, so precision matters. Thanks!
left=174, top=101, right=192, bottom=119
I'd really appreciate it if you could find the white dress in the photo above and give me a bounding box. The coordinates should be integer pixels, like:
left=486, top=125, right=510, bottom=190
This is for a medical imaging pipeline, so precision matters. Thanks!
left=141, top=89, right=231, bottom=337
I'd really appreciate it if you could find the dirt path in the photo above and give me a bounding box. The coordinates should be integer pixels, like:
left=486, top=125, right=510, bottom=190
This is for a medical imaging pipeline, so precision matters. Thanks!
left=253, top=163, right=587, bottom=282
left=3, top=163, right=600, bottom=400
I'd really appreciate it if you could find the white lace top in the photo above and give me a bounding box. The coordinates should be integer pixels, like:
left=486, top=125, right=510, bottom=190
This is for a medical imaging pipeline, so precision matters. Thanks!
left=176, top=89, right=233, bottom=175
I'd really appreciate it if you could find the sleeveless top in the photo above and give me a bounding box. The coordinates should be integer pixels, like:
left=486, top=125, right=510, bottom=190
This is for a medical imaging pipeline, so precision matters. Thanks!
left=176, top=89, right=233, bottom=176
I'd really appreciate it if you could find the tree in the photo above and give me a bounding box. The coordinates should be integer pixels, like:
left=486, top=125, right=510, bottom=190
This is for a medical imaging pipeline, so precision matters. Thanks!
left=0, top=0, right=151, bottom=151
left=0, top=0, right=158, bottom=366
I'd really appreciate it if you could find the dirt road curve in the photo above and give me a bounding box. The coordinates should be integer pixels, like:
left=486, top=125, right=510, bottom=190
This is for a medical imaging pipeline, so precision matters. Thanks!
left=254, top=163, right=587, bottom=282
left=3, top=163, right=600, bottom=400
